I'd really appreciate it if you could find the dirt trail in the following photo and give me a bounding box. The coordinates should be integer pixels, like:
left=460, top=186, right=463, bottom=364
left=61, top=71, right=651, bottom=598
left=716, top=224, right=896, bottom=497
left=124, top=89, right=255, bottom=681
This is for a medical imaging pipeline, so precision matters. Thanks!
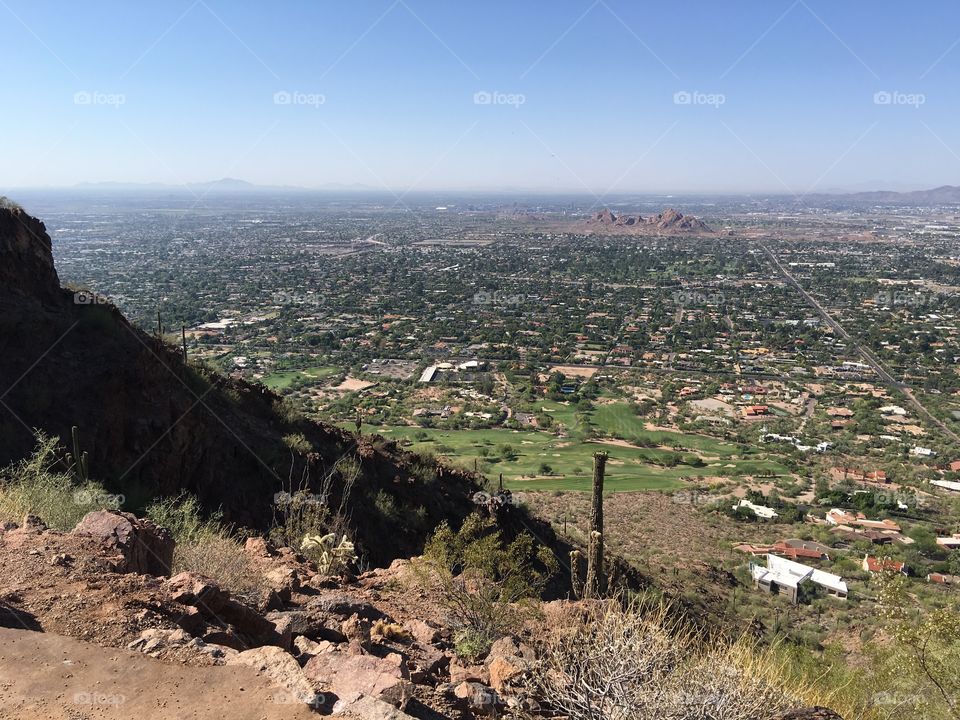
left=0, top=628, right=316, bottom=720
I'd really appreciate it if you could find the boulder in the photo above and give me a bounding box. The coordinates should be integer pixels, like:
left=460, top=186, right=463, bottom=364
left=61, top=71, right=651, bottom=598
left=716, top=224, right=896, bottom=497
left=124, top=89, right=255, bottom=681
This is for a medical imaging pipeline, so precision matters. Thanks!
left=308, top=593, right=386, bottom=620
left=486, top=635, right=535, bottom=662
left=449, top=661, right=489, bottom=685
left=293, top=636, right=334, bottom=658
left=165, top=571, right=277, bottom=645
left=21, top=514, right=46, bottom=532
left=484, top=636, right=533, bottom=691
left=332, top=693, right=418, bottom=720
left=408, top=644, right=448, bottom=684
left=244, top=536, right=273, bottom=558
left=228, top=645, right=322, bottom=708
left=304, top=650, right=411, bottom=706
left=404, top=619, right=440, bottom=646
left=263, top=566, right=298, bottom=602
left=127, top=628, right=191, bottom=654
left=487, top=655, right=526, bottom=692
left=167, top=572, right=227, bottom=610
left=452, top=681, right=499, bottom=712
left=73, top=510, right=174, bottom=576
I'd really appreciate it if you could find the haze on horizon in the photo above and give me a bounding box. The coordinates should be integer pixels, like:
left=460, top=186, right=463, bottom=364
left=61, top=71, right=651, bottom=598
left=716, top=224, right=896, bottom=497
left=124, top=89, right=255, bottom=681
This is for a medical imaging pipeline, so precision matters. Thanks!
left=3, top=1, right=960, bottom=196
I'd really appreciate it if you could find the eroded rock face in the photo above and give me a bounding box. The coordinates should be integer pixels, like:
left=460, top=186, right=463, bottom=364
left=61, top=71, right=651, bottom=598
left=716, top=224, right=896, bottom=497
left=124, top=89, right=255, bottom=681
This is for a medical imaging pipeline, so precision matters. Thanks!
left=0, top=205, right=61, bottom=304
left=73, top=510, right=174, bottom=576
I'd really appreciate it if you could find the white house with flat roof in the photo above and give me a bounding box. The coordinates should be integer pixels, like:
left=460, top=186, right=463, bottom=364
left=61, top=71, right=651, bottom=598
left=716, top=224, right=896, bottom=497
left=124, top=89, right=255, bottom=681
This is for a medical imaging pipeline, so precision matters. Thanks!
left=750, top=554, right=848, bottom=604
left=733, top=498, right=779, bottom=520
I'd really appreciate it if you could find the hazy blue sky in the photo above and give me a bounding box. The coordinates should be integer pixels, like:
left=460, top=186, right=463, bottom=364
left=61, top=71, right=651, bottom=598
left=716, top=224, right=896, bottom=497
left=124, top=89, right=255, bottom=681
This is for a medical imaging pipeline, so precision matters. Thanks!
left=3, top=0, right=959, bottom=194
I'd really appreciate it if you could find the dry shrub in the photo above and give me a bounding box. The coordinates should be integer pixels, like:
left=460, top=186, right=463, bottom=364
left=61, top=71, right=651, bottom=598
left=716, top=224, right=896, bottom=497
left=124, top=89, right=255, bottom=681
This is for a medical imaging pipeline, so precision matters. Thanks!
left=146, top=493, right=265, bottom=599
left=528, top=600, right=799, bottom=720
left=172, top=535, right=265, bottom=600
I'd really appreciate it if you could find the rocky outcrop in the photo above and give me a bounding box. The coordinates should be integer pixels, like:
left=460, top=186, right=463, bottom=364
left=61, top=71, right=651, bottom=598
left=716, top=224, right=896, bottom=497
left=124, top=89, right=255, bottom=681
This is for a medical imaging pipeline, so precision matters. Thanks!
left=0, top=202, right=61, bottom=303
left=776, top=709, right=844, bottom=720
left=588, top=207, right=712, bottom=233
left=73, top=510, right=174, bottom=576
left=165, top=571, right=279, bottom=646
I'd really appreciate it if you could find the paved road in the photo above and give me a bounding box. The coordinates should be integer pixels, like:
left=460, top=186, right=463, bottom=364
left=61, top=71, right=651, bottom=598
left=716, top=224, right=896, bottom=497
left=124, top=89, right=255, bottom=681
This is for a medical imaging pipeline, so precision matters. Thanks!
left=761, top=244, right=959, bottom=444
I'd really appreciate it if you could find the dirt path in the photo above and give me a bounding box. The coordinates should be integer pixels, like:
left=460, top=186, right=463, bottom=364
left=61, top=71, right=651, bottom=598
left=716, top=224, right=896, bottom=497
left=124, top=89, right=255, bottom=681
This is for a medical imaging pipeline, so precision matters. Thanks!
left=0, top=629, right=316, bottom=720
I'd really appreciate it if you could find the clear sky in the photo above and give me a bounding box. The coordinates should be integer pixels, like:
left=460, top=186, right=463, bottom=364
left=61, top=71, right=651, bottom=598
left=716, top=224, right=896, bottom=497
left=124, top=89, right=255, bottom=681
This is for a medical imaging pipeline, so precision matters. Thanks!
left=2, top=0, right=960, bottom=194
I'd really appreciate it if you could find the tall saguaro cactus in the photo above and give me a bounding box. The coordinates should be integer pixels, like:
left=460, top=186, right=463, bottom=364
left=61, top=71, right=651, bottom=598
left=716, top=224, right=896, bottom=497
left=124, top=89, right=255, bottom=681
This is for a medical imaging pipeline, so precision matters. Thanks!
left=584, top=451, right=607, bottom=598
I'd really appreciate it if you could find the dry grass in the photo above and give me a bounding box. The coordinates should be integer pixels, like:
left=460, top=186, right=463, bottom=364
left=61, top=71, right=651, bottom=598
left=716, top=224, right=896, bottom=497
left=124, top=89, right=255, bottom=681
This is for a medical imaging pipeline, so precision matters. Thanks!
left=527, top=600, right=860, bottom=720
left=172, top=536, right=265, bottom=600
left=145, top=493, right=265, bottom=599
left=0, top=432, right=121, bottom=530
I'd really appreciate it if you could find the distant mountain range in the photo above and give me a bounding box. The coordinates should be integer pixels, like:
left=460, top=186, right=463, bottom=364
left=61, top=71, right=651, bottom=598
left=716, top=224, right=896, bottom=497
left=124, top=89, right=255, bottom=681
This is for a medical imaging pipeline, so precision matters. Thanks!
left=810, top=185, right=960, bottom=205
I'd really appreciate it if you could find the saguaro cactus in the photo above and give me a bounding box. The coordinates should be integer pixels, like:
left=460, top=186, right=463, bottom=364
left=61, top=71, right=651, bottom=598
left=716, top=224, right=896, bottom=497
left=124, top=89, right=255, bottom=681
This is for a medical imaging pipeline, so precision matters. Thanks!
left=71, top=425, right=89, bottom=482
left=584, top=451, right=607, bottom=598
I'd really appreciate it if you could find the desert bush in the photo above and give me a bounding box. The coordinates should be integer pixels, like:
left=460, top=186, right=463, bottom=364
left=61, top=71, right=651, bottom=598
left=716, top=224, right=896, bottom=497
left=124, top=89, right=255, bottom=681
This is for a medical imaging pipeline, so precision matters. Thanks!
left=871, top=569, right=960, bottom=720
left=416, top=512, right=558, bottom=660
left=0, top=431, right=117, bottom=530
left=528, top=600, right=801, bottom=720
left=173, top=534, right=265, bottom=600
left=146, top=493, right=264, bottom=599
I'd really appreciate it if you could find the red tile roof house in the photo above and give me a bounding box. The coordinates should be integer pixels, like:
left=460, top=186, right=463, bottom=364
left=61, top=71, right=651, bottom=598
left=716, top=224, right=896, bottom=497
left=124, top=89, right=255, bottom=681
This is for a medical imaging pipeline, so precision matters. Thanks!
left=744, top=405, right=770, bottom=417
left=734, top=542, right=830, bottom=561
left=862, top=555, right=909, bottom=575
left=825, top=508, right=901, bottom=532
left=928, top=573, right=960, bottom=585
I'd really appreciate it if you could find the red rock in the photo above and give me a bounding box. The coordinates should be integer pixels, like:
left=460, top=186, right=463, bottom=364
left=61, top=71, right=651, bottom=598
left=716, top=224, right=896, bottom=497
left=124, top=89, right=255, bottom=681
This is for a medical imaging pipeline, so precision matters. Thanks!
left=304, top=651, right=411, bottom=706
left=73, top=511, right=174, bottom=576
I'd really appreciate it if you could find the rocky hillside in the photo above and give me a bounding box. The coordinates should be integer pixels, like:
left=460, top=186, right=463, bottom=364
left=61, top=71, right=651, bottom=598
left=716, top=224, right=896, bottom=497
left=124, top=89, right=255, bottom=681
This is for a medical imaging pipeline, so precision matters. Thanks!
left=0, top=202, right=479, bottom=566
left=586, top=207, right=712, bottom=233
left=0, top=512, right=840, bottom=720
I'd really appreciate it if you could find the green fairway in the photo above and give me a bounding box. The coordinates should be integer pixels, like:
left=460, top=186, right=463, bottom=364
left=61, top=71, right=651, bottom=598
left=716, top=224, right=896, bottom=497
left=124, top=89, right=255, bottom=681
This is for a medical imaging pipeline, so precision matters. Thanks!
left=366, top=420, right=790, bottom=494
left=589, top=403, right=742, bottom=455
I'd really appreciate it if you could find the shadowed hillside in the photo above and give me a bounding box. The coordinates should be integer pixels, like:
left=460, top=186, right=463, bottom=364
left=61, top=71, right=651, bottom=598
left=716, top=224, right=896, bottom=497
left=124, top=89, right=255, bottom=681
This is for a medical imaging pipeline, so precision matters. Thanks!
left=0, top=202, right=481, bottom=566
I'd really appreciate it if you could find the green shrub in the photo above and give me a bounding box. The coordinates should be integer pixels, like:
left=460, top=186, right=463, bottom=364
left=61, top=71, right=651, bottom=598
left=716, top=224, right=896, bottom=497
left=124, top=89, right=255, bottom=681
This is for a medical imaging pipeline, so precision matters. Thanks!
left=416, top=512, right=558, bottom=659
